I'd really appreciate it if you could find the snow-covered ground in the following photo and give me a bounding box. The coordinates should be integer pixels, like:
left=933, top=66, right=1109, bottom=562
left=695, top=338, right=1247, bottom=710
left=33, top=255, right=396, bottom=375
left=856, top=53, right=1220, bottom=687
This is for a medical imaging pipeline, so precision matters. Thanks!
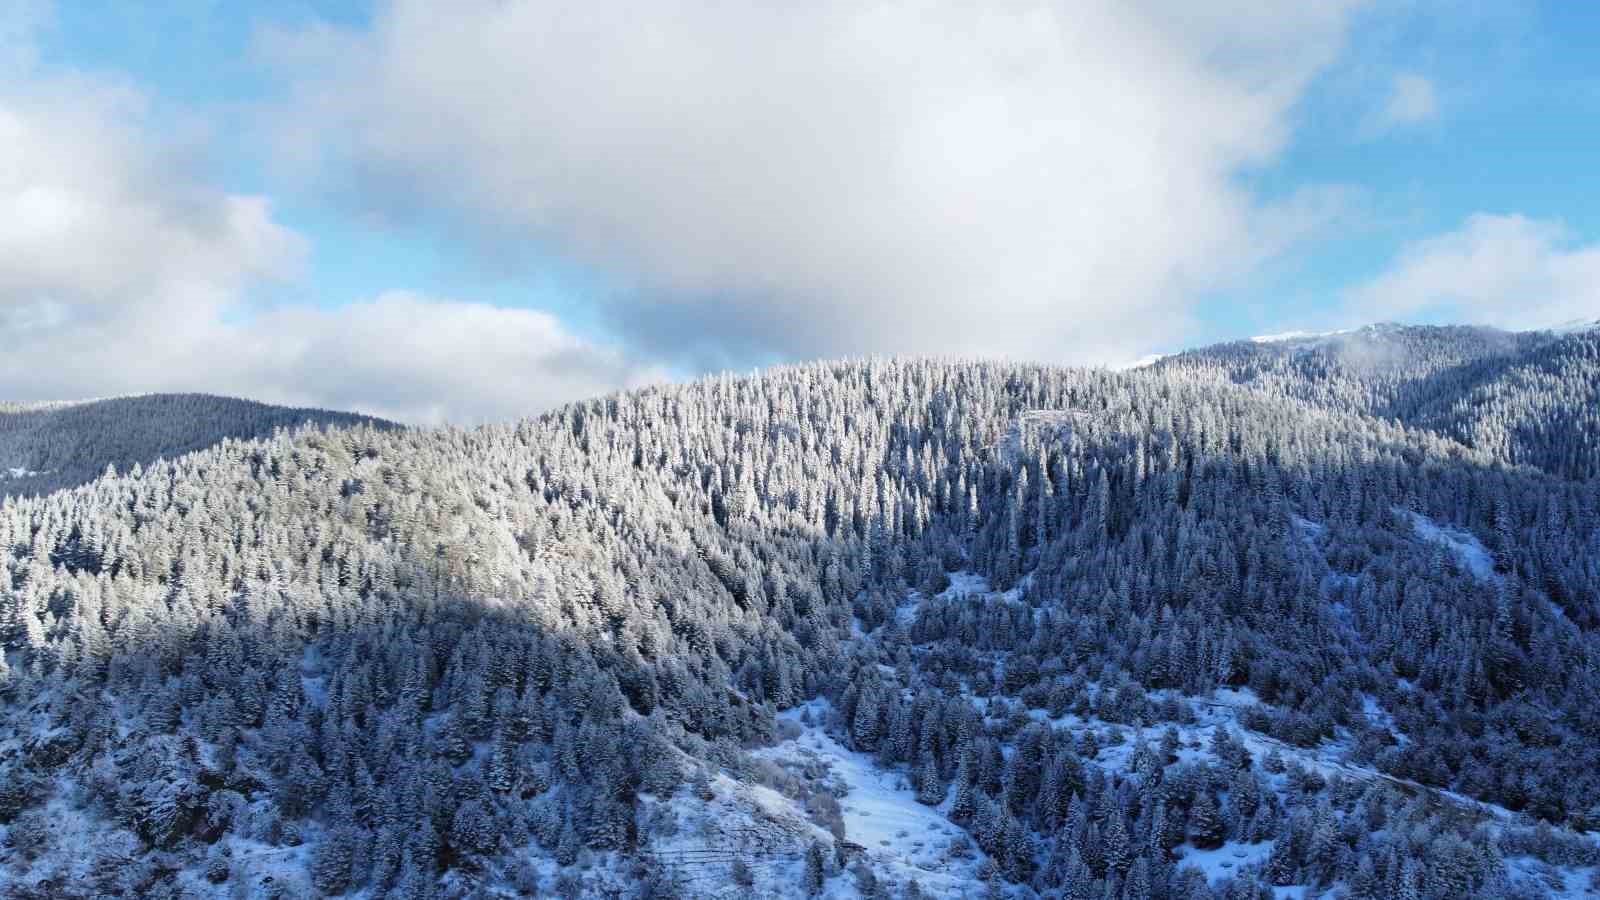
left=1547, top=318, right=1600, bottom=336
left=1505, top=857, right=1600, bottom=898
left=1189, top=687, right=1514, bottom=823
left=1108, top=352, right=1168, bottom=371
left=1395, top=507, right=1498, bottom=581
left=1361, top=694, right=1409, bottom=747
left=1251, top=330, right=1337, bottom=345
left=753, top=701, right=989, bottom=897
left=1175, top=840, right=1271, bottom=885
left=1290, top=515, right=1324, bottom=544
left=638, top=772, right=826, bottom=900
left=948, top=571, right=1028, bottom=607
left=733, top=679, right=1580, bottom=899
left=890, top=571, right=1023, bottom=631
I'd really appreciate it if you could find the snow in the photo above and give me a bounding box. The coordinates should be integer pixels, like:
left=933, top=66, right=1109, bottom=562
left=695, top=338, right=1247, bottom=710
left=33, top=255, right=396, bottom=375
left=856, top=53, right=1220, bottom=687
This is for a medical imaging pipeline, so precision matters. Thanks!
left=624, top=748, right=850, bottom=900
left=0, top=796, right=120, bottom=890
left=993, top=409, right=1100, bottom=463
left=1290, top=516, right=1325, bottom=553
left=887, top=571, right=1008, bottom=630
left=1396, top=507, right=1498, bottom=580
left=215, top=836, right=315, bottom=898
left=1546, top=318, right=1600, bottom=336
left=1251, top=330, right=1329, bottom=344
left=1186, top=688, right=1515, bottom=824
left=892, top=590, right=924, bottom=627
left=1290, top=515, right=1324, bottom=536
left=1176, top=840, right=1271, bottom=884
left=1248, top=329, right=1362, bottom=352
left=1361, top=694, right=1409, bottom=746
left=935, top=570, right=1027, bottom=610
left=1210, top=687, right=1263, bottom=707
left=941, top=571, right=992, bottom=597
left=1505, top=857, right=1600, bottom=898
left=299, top=646, right=329, bottom=705
left=1108, top=352, right=1168, bottom=371
left=754, top=701, right=988, bottom=897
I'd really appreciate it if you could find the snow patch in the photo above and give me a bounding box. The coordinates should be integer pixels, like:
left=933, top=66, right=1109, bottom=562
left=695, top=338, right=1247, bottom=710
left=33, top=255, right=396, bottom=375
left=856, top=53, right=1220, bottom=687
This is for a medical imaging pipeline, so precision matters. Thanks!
left=1361, top=694, right=1409, bottom=747
left=1396, top=507, right=1498, bottom=580
left=1505, top=856, right=1599, bottom=898
left=1251, top=330, right=1329, bottom=344
left=1109, top=352, right=1168, bottom=371
left=1546, top=318, right=1600, bottom=336
left=1190, top=687, right=1513, bottom=823
left=1176, top=840, right=1272, bottom=884
left=756, top=701, right=988, bottom=896
left=1290, top=516, right=1325, bottom=554
left=940, top=571, right=991, bottom=597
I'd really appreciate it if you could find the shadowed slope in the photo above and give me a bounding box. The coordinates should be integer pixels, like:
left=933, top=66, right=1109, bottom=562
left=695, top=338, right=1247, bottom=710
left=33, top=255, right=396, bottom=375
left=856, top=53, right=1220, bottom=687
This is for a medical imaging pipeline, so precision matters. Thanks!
left=0, top=394, right=399, bottom=498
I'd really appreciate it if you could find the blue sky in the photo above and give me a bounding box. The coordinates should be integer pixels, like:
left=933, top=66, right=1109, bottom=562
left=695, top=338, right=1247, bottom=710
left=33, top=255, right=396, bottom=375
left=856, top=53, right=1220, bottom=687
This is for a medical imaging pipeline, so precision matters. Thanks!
left=4, top=1, right=1598, bottom=422
left=34, top=0, right=638, bottom=340
left=1216, top=2, right=1600, bottom=338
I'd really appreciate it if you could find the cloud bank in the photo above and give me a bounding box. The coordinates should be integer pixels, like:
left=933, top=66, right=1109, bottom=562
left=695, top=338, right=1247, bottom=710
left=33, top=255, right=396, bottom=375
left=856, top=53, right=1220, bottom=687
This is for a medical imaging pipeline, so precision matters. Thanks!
left=1346, top=214, right=1600, bottom=331
left=0, top=14, right=658, bottom=425
left=38, top=0, right=1558, bottom=425
left=270, top=0, right=1366, bottom=369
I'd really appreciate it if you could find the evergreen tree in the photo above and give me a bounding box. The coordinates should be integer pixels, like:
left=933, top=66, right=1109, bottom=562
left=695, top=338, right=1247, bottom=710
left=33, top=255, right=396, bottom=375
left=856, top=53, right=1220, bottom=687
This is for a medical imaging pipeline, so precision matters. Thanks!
left=1190, top=790, right=1226, bottom=850
left=805, top=840, right=829, bottom=895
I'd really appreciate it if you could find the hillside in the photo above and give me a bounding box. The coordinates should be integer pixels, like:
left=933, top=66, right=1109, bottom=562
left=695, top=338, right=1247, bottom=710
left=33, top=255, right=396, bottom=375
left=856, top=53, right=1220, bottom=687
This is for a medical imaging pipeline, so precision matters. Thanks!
left=0, top=394, right=398, bottom=499
left=1156, top=323, right=1600, bottom=480
left=1, top=338, right=1597, bottom=898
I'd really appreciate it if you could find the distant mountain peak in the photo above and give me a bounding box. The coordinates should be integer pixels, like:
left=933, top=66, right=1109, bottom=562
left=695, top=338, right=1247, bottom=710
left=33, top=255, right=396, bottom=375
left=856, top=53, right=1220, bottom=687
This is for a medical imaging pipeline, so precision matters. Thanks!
left=1, top=393, right=397, bottom=498
left=1546, top=317, right=1600, bottom=334
left=1247, top=328, right=1358, bottom=346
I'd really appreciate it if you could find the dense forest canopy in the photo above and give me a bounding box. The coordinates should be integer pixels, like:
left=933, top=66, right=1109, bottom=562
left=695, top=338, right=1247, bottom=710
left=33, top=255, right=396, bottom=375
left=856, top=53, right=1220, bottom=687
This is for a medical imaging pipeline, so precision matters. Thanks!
left=1, top=323, right=1597, bottom=898
left=0, top=394, right=396, bottom=500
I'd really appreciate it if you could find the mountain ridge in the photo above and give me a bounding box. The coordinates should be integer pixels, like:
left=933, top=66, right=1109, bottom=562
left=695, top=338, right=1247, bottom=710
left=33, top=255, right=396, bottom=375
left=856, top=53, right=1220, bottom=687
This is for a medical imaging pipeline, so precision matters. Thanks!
left=0, top=392, right=400, bottom=499
left=0, top=328, right=1597, bottom=898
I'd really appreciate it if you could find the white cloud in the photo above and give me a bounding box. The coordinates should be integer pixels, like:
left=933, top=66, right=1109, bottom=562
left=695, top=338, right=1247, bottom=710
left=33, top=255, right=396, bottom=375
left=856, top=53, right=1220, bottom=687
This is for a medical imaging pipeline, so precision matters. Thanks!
left=214, top=293, right=668, bottom=425
left=1345, top=213, right=1600, bottom=330
left=1375, top=72, right=1438, bottom=129
left=0, top=28, right=658, bottom=425
left=266, top=0, right=1367, bottom=369
left=0, top=65, right=303, bottom=324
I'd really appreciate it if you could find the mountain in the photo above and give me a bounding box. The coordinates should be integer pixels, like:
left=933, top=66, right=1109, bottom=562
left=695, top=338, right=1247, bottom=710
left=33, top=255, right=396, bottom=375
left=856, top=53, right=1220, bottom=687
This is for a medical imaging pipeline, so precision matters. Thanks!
left=0, top=394, right=398, bottom=499
left=1157, top=323, right=1600, bottom=480
left=1, top=331, right=1597, bottom=898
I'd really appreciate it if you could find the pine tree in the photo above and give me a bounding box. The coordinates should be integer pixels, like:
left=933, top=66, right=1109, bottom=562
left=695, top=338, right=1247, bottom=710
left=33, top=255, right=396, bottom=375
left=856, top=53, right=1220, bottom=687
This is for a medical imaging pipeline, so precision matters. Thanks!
left=916, top=746, right=946, bottom=806
left=487, top=729, right=517, bottom=793
left=1190, top=790, right=1225, bottom=850
left=311, top=825, right=358, bottom=895
left=555, top=816, right=580, bottom=867
left=451, top=798, right=496, bottom=856
left=804, top=840, right=829, bottom=895
left=1102, top=807, right=1133, bottom=877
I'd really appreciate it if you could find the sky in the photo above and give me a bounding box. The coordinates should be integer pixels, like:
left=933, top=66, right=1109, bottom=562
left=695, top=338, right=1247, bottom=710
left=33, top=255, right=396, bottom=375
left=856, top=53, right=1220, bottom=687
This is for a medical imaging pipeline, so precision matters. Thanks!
left=3, top=0, right=1599, bottom=425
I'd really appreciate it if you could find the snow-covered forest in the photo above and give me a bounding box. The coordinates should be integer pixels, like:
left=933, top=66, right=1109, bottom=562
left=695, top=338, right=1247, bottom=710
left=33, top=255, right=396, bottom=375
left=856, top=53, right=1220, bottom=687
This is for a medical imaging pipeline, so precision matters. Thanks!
left=2, top=323, right=1599, bottom=898
left=0, top=395, right=394, bottom=500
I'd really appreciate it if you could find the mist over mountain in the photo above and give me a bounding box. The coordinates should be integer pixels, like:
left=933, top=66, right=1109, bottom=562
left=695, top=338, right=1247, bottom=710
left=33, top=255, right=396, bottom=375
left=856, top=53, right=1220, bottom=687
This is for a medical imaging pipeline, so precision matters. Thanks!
left=1, top=324, right=1598, bottom=899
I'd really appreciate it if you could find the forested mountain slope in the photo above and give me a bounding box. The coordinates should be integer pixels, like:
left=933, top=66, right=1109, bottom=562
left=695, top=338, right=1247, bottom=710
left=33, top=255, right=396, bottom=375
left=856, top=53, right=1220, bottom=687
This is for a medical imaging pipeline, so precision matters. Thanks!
left=1155, top=323, right=1600, bottom=480
left=1, top=340, right=1598, bottom=898
left=0, top=394, right=397, bottom=499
